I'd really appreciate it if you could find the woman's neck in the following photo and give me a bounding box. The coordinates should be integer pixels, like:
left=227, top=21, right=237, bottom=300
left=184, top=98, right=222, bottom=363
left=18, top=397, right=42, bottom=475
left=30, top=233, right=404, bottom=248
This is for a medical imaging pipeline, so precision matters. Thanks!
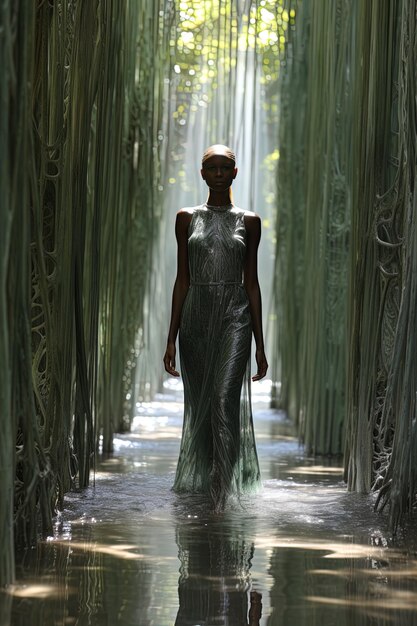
left=206, top=191, right=233, bottom=206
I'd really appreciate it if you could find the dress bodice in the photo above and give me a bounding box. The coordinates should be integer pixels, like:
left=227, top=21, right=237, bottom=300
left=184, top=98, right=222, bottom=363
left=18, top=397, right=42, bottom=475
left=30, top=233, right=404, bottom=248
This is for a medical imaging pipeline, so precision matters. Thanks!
left=187, top=205, right=246, bottom=284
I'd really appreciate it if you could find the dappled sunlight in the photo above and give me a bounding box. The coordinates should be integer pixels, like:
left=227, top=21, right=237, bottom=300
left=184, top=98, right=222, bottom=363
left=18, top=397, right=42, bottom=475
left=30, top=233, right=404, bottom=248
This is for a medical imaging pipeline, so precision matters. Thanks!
left=262, top=480, right=345, bottom=493
left=134, top=401, right=184, bottom=415
left=114, top=429, right=182, bottom=443
left=4, top=584, right=67, bottom=599
left=311, top=566, right=417, bottom=579
left=97, top=457, right=125, bottom=467
left=254, top=535, right=395, bottom=560
left=257, top=432, right=297, bottom=441
left=52, top=541, right=145, bottom=561
left=284, top=465, right=344, bottom=476
left=307, top=589, right=417, bottom=612
left=162, top=378, right=184, bottom=392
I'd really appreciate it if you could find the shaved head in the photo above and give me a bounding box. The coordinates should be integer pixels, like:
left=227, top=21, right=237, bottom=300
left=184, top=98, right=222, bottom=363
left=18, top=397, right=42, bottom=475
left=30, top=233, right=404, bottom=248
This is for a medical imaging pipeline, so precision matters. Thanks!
left=202, top=144, right=236, bottom=166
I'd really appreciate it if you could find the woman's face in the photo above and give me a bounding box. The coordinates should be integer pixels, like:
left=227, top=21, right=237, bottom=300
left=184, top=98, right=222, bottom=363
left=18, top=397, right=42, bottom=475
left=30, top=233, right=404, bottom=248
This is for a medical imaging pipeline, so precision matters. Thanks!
left=201, top=155, right=237, bottom=192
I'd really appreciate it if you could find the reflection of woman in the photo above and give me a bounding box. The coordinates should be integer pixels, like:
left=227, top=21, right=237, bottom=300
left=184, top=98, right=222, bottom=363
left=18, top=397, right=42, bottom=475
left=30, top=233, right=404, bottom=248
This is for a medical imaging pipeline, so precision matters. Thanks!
left=163, top=144, right=268, bottom=511
left=174, top=521, right=262, bottom=626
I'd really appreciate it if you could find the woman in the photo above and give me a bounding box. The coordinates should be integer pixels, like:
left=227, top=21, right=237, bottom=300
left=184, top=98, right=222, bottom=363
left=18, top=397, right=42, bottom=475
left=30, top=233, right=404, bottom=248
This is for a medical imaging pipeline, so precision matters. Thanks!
left=163, top=144, right=268, bottom=510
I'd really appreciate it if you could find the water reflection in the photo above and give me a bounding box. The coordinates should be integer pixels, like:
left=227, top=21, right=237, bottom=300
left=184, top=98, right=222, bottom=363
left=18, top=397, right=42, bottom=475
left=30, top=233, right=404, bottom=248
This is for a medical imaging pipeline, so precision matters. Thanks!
left=3, top=391, right=417, bottom=625
left=174, top=509, right=262, bottom=626
left=266, top=535, right=417, bottom=626
left=5, top=533, right=156, bottom=626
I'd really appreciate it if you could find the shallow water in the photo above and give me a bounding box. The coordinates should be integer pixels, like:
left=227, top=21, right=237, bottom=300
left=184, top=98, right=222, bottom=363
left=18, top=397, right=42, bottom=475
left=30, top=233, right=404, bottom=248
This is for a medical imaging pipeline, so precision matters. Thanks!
left=2, top=380, right=417, bottom=626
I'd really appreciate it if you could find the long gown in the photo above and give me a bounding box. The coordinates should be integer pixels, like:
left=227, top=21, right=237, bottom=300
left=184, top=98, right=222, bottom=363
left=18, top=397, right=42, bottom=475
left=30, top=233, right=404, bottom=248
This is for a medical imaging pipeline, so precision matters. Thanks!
left=173, top=202, right=261, bottom=506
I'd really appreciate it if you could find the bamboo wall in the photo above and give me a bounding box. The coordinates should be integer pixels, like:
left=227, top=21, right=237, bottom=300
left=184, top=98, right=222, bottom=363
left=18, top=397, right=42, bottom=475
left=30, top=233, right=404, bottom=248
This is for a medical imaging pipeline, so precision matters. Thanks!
left=1, top=0, right=169, bottom=585
left=273, top=0, right=353, bottom=455
left=274, top=0, right=417, bottom=529
left=346, top=0, right=417, bottom=531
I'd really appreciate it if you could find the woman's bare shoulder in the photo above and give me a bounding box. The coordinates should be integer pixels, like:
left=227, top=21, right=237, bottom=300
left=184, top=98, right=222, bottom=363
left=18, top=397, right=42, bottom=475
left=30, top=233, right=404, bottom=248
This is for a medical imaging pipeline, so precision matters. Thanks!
left=176, top=207, right=194, bottom=222
left=242, top=210, right=260, bottom=219
left=242, top=210, right=261, bottom=225
left=232, top=206, right=260, bottom=220
left=175, top=207, right=198, bottom=235
left=177, top=205, right=203, bottom=219
left=177, top=207, right=194, bottom=216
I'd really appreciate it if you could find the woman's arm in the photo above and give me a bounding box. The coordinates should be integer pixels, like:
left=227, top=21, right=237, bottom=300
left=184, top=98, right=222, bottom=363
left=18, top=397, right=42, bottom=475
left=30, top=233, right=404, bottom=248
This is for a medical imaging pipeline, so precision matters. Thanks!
left=243, top=213, right=268, bottom=381
left=163, top=210, right=192, bottom=376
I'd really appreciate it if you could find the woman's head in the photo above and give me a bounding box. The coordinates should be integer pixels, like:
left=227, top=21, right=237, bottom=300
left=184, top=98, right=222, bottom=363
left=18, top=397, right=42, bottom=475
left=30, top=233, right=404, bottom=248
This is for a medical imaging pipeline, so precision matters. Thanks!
left=201, top=144, right=237, bottom=192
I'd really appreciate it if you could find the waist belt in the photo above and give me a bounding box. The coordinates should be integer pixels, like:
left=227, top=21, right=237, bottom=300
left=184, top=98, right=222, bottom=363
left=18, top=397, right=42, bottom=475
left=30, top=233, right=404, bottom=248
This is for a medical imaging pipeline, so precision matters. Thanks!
left=190, top=281, right=243, bottom=286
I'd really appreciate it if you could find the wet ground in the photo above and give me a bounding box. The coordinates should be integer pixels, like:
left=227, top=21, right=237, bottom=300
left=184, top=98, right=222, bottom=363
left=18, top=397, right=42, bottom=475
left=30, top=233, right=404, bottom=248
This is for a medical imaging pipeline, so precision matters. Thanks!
left=2, top=380, right=417, bottom=626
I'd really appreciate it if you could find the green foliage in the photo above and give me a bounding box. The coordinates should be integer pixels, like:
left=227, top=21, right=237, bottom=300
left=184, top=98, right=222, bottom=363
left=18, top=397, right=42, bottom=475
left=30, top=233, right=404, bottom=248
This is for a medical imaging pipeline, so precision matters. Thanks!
left=166, top=0, right=292, bottom=196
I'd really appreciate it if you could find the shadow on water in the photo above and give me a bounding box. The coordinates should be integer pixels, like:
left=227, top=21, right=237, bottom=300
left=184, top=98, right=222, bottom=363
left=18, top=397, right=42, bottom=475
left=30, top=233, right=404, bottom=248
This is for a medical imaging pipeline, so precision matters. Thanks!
left=2, top=381, right=417, bottom=625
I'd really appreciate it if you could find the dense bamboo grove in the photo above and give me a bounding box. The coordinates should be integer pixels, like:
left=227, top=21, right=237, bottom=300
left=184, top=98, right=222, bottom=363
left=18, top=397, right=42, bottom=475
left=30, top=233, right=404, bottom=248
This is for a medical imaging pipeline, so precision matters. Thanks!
left=274, top=0, right=417, bottom=529
left=273, top=0, right=353, bottom=455
left=1, top=0, right=36, bottom=589
left=346, top=0, right=417, bottom=530
left=1, top=0, right=291, bottom=588
left=1, top=0, right=170, bottom=585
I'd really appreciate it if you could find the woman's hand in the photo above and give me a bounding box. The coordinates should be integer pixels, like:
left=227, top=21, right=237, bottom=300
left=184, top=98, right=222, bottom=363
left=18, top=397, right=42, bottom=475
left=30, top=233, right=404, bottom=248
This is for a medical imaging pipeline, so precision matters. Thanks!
left=252, top=348, right=268, bottom=381
left=163, top=342, right=180, bottom=377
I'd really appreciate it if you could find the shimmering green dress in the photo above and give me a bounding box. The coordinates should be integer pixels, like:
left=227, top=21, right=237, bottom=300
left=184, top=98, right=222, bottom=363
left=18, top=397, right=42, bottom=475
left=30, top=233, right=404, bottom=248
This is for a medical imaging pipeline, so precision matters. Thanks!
left=174, top=203, right=261, bottom=506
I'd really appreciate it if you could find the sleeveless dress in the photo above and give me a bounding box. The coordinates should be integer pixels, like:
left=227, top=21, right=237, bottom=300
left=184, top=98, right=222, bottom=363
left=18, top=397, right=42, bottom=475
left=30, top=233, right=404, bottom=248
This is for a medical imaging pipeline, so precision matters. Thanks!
left=173, top=203, right=261, bottom=507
